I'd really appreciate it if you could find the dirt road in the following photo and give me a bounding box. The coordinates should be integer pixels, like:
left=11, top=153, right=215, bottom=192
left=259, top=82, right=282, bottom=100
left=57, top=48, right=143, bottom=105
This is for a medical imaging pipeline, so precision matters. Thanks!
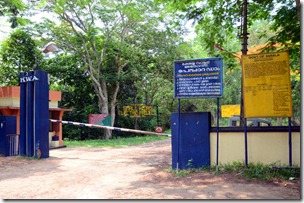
left=0, top=139, right=300, bottom=199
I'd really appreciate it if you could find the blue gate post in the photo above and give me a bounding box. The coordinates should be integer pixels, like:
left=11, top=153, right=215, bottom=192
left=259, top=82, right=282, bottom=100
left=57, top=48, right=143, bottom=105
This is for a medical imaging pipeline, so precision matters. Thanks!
left=26, top=71, right=34, bottom=157
left=34, top=70, right=49, bottom=158
left=19, top=72, right=27, bottom=156
left=20, top=70, right=49, bottom=158
left=171, top=112, right=211, bottom=170
left=0, top=116, right=17, bottom=156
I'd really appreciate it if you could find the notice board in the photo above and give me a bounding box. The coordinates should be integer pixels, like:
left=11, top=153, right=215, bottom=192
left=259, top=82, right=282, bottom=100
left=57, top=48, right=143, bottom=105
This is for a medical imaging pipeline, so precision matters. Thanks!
left=242, top=51, right=293, bottom=118
left=221, top=105, right=240, bottom=118
left=174, top=58, right=223, bottom=98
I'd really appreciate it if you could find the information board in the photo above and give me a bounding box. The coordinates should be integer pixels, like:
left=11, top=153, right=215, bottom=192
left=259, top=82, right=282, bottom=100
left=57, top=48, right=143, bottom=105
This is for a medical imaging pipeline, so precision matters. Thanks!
left=242, top=51, right=293, bottom=118
left=174, top=58, right=223, bottom=98
left=221, top=105, right=240, bottom=118
left=117, top=104, right=157, bottom=118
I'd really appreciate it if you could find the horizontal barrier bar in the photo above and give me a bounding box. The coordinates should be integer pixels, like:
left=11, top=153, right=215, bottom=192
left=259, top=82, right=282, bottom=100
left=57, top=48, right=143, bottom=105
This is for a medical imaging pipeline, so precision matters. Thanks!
left=49, top=119, right=171, bottom=137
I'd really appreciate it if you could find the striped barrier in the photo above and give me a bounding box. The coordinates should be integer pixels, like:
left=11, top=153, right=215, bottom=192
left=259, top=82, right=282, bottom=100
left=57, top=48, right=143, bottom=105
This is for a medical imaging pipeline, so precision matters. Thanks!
left=49, top=119, right=171, bottom=137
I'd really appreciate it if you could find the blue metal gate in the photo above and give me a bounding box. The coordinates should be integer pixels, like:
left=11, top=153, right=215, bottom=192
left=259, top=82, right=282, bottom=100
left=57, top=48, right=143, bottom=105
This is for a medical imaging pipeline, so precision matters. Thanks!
left=0, top=116, right=18, bottom=156
left=171, top=112, right=211, bottom=169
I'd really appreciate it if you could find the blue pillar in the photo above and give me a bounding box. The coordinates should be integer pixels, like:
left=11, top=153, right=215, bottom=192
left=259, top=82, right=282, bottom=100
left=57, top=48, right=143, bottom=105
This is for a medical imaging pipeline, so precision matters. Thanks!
left=34, top=70, right=49, bottom=158
left=19, top=72, right=27, bottom=156
left=26, top=72, right=34, bottom=157
left=20, top=70, right=49, bottom=158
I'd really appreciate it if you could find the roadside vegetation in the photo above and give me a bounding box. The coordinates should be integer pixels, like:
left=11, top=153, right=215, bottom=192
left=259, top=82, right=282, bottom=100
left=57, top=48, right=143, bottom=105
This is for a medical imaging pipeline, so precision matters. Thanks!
left=64, top=135, right=170, bottom=148
left=169, top=161, right=300, bottom=182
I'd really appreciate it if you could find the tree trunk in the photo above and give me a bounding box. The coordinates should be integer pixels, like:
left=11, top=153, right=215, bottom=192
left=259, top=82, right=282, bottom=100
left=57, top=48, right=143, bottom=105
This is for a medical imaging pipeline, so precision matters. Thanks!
left=96, top=89, right=112, bottom=139
left=296, top=0, right=300, bottom=21
left=134, top=117, right=139, bottom=130
left=101, top=104, right=112, bottom=139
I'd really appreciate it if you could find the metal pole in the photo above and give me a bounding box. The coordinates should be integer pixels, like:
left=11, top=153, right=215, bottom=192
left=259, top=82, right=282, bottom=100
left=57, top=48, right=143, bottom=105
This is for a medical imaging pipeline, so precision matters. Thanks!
left=288, top=117, right=292, bottom=166
left=177, top=99, right=181, bottom=171
left=240, top=0, right=248, bottom=127
left=241, top=0, right=249, bottom=168
left=216, top=98, right=220, bottom=172
left=244, top=118, right=248, bottom=167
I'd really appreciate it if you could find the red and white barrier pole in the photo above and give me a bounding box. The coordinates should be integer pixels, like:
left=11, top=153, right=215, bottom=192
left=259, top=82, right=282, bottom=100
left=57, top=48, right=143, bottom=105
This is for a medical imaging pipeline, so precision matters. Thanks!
left=49, top=119, right=171, bottom=137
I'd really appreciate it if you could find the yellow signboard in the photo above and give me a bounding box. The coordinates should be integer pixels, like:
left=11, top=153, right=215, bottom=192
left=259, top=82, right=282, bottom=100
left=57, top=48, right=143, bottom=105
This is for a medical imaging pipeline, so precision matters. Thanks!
left=242, top=51, right=293, bottom=118
left=118, top=104, right=157, bottom=118
left=221, top=105, right=240, bottom=118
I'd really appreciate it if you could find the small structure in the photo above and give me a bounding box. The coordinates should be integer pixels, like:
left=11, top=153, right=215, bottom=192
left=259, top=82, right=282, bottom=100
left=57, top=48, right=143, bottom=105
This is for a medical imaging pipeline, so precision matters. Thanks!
left=0, top=86, right=71, bottom=148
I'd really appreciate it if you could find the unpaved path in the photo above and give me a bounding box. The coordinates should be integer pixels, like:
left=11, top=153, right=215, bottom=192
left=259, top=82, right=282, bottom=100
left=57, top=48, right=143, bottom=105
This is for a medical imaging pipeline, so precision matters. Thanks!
left=0, top=139, right=300, bottom=199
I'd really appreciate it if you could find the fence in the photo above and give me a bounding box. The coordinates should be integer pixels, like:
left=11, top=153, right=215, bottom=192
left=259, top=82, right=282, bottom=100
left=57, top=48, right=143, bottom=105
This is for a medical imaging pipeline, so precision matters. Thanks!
left=6, top=134, right=19, bottom=156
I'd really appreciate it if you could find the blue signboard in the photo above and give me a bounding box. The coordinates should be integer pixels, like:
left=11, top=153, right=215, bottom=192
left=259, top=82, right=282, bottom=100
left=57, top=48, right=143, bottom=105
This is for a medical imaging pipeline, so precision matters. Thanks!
left=174, top=57, right=223, bottom=98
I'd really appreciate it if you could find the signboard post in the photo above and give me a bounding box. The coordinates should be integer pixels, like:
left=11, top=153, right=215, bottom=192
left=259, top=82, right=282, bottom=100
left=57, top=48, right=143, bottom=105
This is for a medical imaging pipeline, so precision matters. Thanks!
left=242, top=51, right=292, bottom=118
left=242, top=51, right=293, bottom=166
left=173, top=57, right=223, bottom=171
left=174, top=58, right=223, bottom=98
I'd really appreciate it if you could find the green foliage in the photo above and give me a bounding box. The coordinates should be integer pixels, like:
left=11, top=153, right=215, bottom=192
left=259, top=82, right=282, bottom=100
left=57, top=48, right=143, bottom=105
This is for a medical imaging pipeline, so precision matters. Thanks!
left=40, top=53, right=102, bottom=140
left=0, top=29, right=39, bottom=85
left=218, top=161, right=300, bottom=181
left=219, top=161, right=245, bottom=173
left=166, top=167, right=195, bottom=177
left=114, top=116, right=158, bottom=137
left=64, top=135, right=169, bottom=147
left=28, top=0, right=188, bottom=139
left=270, top=1, right=300, bottom=45
left=0, top=0, right=25, bottom=28
left=248, top=19, right=276, bottom=47
left=17, top=155, right=40, bottom=160
left=169, top=161, right=300, bottom=182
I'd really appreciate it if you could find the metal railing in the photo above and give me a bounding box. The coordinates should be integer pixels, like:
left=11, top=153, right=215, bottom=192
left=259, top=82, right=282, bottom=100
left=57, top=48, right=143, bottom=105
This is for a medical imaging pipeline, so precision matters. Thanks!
left=6, top=134, right=19, bottom=156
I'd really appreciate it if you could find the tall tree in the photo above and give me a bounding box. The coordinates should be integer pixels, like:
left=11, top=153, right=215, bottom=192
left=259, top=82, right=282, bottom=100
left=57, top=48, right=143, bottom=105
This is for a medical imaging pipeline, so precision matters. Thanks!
left=32, top=0, right=184, bottom=139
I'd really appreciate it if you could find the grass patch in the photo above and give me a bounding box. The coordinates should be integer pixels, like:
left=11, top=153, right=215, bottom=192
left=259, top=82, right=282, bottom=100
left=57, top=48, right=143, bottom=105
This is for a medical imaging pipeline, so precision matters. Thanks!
left=166, top=168, right=194, bottom=177
left=16, top=155, right=39, bottom=160
left=168, top=161, right=300, bottom=181
left=64, top=135, right=169, bottom=148
left=217, top=161, right=300, bottom=181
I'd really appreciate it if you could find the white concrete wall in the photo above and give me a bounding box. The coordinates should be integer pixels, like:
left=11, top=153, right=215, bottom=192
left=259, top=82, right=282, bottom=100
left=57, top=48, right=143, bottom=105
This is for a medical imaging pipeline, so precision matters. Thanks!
left=210, top=131, right=300, bottom=166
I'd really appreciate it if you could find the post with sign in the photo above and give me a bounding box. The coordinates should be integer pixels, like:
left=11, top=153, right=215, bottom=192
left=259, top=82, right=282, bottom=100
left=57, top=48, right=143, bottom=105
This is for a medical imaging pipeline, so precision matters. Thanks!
left=242, top=51, right=293, bottom=166
left=20, top=70, right=49, bottom=158
left=173, top=57, right=223, bottom=170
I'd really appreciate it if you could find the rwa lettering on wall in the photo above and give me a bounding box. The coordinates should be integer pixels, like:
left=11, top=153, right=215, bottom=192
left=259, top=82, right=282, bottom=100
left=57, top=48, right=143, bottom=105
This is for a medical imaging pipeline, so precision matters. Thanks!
left=242, top=51, right=293, bottom=118
left=174, top=58, right=223, bottom=99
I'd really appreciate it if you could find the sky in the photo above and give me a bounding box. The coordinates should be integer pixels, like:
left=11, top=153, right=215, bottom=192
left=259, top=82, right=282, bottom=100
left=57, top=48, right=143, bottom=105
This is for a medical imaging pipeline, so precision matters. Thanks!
left=0, top=9, right=196, bottom=44
left=0, top=17, right=12, bottom=42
